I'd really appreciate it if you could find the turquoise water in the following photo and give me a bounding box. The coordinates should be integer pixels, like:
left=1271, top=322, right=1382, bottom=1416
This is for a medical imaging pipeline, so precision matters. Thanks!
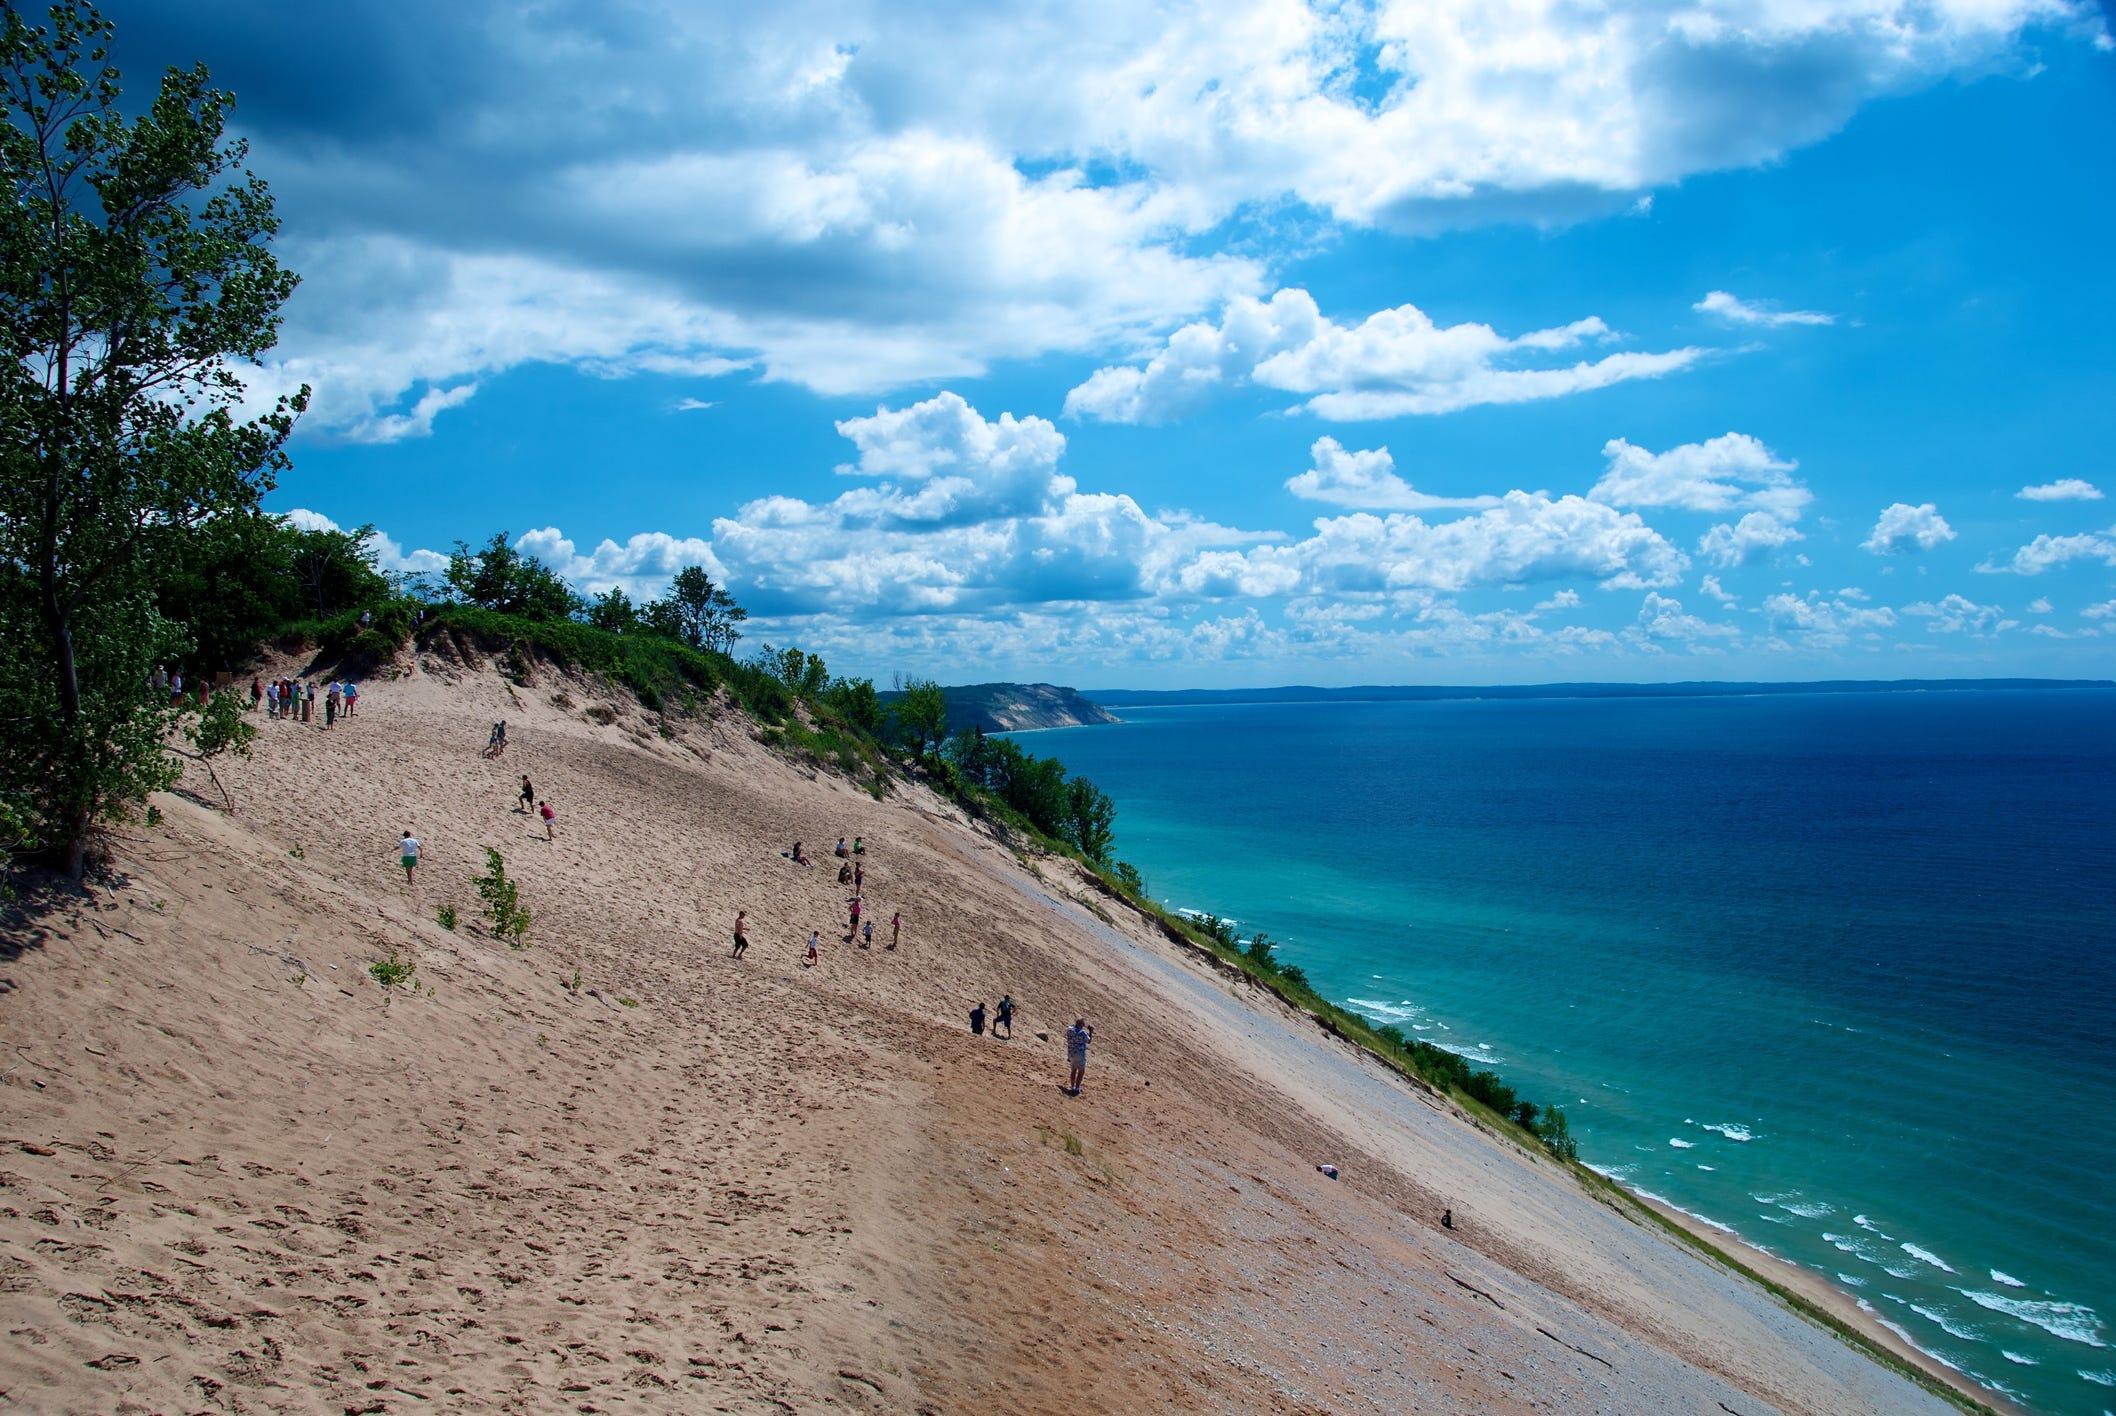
left=1015, top=690, right=2116, bottom=1412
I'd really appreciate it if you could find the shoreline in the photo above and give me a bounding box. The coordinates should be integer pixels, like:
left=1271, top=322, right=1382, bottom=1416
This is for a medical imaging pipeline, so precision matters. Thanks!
left=1621, top=1184, right=2015, bottom=1413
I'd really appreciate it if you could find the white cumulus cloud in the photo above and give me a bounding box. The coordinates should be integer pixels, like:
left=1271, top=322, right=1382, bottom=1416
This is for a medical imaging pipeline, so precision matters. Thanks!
left=1862, top=502, right=1957, bottom=554
left=1694, top=290, right=1835, bottom=327
left=282, top=507, right=448, bottom=576
left=1284, top=437, right=1502, bottom=511
left=1979, top=527, right=2116, bottom=575
left=2016, top=478, right=2104, bottom=501
left=1066, top=289, right=1704, bottom=423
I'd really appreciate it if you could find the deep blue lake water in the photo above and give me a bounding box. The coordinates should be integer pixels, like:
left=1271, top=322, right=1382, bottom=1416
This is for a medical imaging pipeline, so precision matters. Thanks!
left=1017, top=689, right=2116, bottom=1412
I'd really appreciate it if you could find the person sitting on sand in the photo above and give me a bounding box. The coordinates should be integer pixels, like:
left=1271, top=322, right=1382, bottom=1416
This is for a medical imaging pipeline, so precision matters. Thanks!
left=852, top=836, right=864, bottom=856
left=732, top=910, right=749, bottom=959
left=804, top=930, right=819, bottom=967
left=1065, top=1019, right=1092, bottom=1095
left=837, top=860, right=853, bottom=886
left=1317, top=1164, right=1340, bottom=1181
left=994, top=995, right=1014, bottom=1039
left=399, top=830, right=420, bottom=885
left=518, top=775, right=535, bottom=813
left=833, top=837, right=848, bottom=858
left=538, top=800, right=555, bottom=841
left=791, top=842, right=811, bottom=867
left=969, top=1002, right=986, bottom=1036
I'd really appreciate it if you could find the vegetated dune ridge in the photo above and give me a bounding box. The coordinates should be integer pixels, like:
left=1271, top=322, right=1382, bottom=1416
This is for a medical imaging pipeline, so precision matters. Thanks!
left=0, top=638, right=1985, bottom=1415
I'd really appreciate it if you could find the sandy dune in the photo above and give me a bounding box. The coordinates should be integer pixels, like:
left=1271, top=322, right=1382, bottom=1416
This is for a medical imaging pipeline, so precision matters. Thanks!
left=0, top=639, right=1973, bottom=1412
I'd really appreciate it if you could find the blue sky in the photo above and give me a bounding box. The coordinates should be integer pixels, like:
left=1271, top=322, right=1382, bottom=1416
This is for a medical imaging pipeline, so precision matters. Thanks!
left=114, top=0, right=2116, bottom=686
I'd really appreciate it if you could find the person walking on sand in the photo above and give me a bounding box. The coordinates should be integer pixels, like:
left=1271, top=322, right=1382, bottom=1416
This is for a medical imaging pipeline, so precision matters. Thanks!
left=969, top=1002, right=987, bottom=1036
left=399, top=830, right=420, bottom=886
left=264, top=679, right=278, bottom=720
left=250, top=677, right=262, bottom=711
left=732, top=910, right=750, bottom=960
left=853, top=861, right=863, bottom=893
left=847, top=895, right=862, bottom=937
left=325, top=681, right=340, bottom=727
left=861, top=919, right=873, bottom=949
left=890, top=911, right=901, bottom=951
left=538, top=800, right=555, bottom=841
left=994, top=995, right=1014, bottom=1039
left=344, top=679, right=358, bottom=717
left=518, top=775, right=535, bottom=813
left=1065, top=1018, right=1093, bottom=1095
left=804, top=930, right=819, bottom=968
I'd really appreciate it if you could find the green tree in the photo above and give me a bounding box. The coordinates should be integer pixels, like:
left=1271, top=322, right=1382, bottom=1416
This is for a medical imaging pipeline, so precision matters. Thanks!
left=891, top=677, right=948, bottom=760
left=182, top=687, right=253, bottom=809
left=444, top=533, right=578, bottom=620
left=824, top=676, right=882, bottom=734
left=646, top=565, right=745, bottom=654
left=0, top=1, right=305, bottom=874
left=584, top=586, right=638, bottom=633
left=1066, top=776, right=1116, bottom=862
left=287, top=517, right=386, bottom=617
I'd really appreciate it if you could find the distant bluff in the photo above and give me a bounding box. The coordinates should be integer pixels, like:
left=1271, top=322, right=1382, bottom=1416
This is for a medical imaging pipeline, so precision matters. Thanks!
left=915, top=682, right=1121, bottom=733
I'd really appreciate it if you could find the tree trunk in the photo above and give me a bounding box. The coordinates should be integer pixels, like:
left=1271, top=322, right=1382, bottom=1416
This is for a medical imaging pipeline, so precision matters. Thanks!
left=40, top=581, right=89, bottom=879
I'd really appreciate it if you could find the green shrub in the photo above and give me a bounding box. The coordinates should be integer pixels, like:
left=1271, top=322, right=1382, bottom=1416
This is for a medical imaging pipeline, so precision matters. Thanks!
left=436, top=903, right=457, bottom=931
left=474, top=847, right=532, bottom=946
left=369, top=950, right=415, bottom=989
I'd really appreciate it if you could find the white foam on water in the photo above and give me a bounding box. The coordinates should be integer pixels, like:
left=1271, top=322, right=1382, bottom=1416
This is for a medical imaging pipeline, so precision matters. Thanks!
left=1757, top=1213, right=1790, bottom=1224
left=1908, top=1302, right=1983, bottom=1342
left=2000, top=1350, right=2039, bottom=1366
left=1695, top=1164, right=1715, bottom=1172
left=2078, top=1366, right=2115, bottom=1386
left=1669, top=1138, right=1696, bottom=1149
left=1958, top=1291, right=2108, bottom=1348
left=1856, top=1297, right=1876, bottom=1314
left=1877, top=1319, right=1968, bottom=1374
left=1780, top=1199, right=1833, bottom=1219
left=1700, top=1122, right=1755, bottom=1141
left=1854, top=1213, right=1894, bottom=1239
left=1902, top=1242, right=1958, bottom=1274
left=1823, top=1232, right=1878, bottom=1261
left=1838, top=1272, right=1868, bottom=1288
left=1346, top=997, right=1423, bottom=1025
left=1883, top=1265, right=1920, bottom=1280
left=1634, top=1187, right=1736, bottom=1235
left=1991, top=1270, right=2026, bottom=1289
left=1584, top=1162, right=1636, bottom=1182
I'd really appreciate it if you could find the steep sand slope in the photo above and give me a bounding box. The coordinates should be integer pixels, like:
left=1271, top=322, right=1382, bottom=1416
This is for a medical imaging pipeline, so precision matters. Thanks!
left=0, top=642, right=1964, bottom=1413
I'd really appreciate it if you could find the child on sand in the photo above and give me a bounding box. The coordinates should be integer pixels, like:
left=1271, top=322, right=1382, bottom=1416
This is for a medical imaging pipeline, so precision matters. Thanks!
left=732, top=910, right=749, bottom=959
left=791, top=841, right=811, bottom=867
left=538, top=800, right=555, bottom=840
left=861, top=919, right=874, bottom=948
left=1065, top=1019, right=1092, bottom=1095
left=852, top=836, right=864, bottom=855
left=804, top=931, right=819, bottom=968
left=399, top=831, right=420, bottom=885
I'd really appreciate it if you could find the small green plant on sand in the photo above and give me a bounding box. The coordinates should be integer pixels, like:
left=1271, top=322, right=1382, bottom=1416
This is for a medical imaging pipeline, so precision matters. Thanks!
left=566, top=968, right=581, bottom=993
left=144, top=804, right=163, bottom=828
left=474, top=847, right=532, bottom=945
left=1034, top=1123, right=1084, bottom=1157
left=435, top=903, right=457, bottom=932
left=369, top=950, right=415, bottom=990
left=617, top=996, right=639, bottom=1008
